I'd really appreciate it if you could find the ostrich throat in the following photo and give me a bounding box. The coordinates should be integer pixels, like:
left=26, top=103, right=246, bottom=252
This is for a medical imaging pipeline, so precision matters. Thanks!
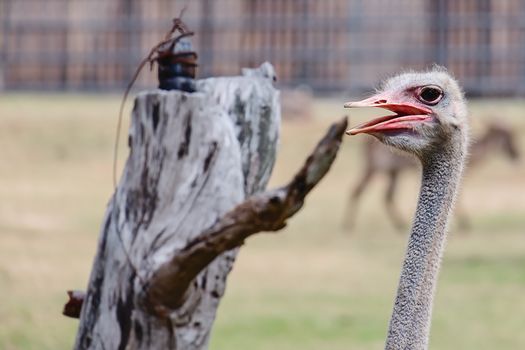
left=386, top=133, right=467, bottom=350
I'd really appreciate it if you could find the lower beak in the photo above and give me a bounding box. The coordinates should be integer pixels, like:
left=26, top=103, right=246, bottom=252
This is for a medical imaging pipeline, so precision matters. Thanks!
left=343, top=96, right=433, bottom=135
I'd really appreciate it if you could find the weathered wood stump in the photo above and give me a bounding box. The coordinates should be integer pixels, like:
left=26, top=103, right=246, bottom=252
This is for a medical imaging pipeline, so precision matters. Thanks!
left=73, top=63, right=347, bottom=350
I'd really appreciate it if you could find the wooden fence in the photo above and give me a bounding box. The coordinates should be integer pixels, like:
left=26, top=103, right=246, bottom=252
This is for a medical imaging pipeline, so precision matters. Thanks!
left=1, top=0, right=525, bottom=95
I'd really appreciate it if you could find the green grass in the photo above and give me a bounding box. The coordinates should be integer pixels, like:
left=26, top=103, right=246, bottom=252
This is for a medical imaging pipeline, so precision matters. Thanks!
left=0, top=94, right=524, bottom=349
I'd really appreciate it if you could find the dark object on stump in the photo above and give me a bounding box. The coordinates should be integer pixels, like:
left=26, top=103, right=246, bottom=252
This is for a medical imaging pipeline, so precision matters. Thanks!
left=63, top=290, right=86, bottom=319
left=112, top=17, right=198, bottom=186
left=156, top=22, right=197, bottom=92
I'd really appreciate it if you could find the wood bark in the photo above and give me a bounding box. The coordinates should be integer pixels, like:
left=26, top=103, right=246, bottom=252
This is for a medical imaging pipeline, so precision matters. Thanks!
left=73, top=64, right=346, bottom=350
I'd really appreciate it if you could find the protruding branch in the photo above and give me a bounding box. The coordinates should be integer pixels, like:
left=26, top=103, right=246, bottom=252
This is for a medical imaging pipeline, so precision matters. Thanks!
left=63, top=290, right=86, bottom=319
left=146, top=117, right=348, bottom=313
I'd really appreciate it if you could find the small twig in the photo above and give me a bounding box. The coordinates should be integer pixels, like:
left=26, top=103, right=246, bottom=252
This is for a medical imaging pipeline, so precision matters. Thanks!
left=112, top=19, right=195, bottom=189
left=63, top=290, right=86, bottom=319
left=145, top=117, right=348, bottom=314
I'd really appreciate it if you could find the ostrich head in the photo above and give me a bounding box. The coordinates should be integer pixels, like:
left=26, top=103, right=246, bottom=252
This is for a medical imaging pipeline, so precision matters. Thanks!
left=345, top=67, right=468, bottom=158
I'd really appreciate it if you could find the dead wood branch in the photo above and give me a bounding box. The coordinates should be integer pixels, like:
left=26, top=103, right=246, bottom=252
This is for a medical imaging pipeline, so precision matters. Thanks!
left=63, top=290, right=86, bottom=319
left=145, top=116, right=348, bottom=312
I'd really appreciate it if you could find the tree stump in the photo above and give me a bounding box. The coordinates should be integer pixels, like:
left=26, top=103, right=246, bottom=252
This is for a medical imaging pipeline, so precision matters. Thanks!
left=72, top=63, right=347, bottom=350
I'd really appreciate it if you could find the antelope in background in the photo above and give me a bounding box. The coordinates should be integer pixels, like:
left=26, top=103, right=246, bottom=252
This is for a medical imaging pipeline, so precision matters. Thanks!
left=343, top=122, right=520, bottom=231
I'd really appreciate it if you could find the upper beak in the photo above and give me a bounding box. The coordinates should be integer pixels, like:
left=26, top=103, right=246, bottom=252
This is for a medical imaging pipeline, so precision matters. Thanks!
left=343, top=95, right=387, bottom=108
left=343, top=95, right=433, bottom=135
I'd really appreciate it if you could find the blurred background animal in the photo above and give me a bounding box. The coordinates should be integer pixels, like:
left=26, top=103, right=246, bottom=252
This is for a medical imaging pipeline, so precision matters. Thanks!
left=343, top=121, right=520, bottom=231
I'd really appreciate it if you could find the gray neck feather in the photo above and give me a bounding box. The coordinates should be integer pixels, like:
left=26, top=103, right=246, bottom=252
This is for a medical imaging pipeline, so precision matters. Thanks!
left=385, top=134, right=466, bottom=350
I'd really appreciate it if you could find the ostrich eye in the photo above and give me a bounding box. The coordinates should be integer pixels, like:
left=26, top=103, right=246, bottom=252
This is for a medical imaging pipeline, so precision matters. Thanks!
left=417, top=86, right=443, bottom=105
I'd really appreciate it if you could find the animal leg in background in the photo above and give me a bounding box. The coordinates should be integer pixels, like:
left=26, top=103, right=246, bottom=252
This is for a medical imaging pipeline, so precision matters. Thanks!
left=385, top=169, right=406, bottom=231
left=455, top=198, right=471, bottom=231
left=343, top=167, right=375, bottom=230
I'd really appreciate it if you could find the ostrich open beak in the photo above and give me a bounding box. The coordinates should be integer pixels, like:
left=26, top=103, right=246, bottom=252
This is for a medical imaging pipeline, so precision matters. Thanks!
left=344, top=95, right=433, bottom=135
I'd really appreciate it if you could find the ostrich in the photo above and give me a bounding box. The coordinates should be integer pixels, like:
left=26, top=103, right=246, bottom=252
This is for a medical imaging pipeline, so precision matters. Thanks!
left=344, top=67, right=469, bottom=349
left=343, top=122, right=519, bottom=231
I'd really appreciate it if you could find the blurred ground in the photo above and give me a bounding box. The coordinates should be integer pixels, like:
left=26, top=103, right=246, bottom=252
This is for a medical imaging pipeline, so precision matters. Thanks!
left=0, top=94, right=524, bottom=350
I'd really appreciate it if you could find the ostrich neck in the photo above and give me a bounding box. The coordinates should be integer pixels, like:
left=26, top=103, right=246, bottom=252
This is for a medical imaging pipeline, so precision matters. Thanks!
left=385, top=136, right=466, bottom=350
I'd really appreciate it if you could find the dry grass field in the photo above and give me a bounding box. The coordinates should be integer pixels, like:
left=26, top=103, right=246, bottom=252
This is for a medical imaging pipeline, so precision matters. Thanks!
left=0, top=94, right=524, bottom=349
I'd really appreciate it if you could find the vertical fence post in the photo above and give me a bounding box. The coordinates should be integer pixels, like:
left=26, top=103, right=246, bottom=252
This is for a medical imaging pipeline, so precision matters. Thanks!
left=476, top=0, right=491, bottom=95
left=521, top=2, right=525, bottom=95
left=347, top=0, right=363, bottom=96
left=199, top=0, right=214, bottom=77
left=60, top=0, right=70, bottom=90
left=0, top=0, right=11, bottom=91
left=123, top=0, right=142, bottom=89
left=299, top=0, right=309, bottom=84
left=434, top=0, right=449, bottom=67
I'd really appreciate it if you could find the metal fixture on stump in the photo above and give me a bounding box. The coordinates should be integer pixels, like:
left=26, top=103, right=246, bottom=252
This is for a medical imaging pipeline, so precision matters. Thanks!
left=156, top=20, right=198, bottom=92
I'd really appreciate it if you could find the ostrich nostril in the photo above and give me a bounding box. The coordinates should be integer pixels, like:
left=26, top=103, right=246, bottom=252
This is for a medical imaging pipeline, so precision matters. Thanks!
left=374, top=100, right=387, bottom=104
